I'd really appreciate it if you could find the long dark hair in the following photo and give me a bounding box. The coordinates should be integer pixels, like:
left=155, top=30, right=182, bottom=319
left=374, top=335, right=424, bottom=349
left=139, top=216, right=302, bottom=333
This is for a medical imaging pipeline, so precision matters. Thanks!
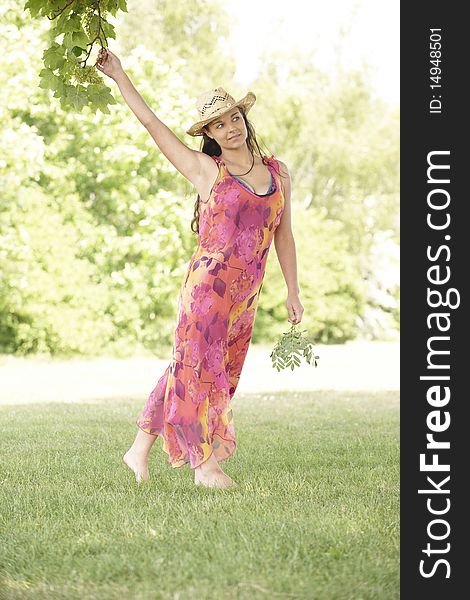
left=190, top=106, right=281, bottom=234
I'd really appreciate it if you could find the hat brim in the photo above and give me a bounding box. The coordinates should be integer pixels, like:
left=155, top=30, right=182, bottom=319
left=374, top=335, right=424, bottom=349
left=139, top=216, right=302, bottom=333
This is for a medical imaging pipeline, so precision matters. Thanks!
left=186, top=92, right=256, bottom=137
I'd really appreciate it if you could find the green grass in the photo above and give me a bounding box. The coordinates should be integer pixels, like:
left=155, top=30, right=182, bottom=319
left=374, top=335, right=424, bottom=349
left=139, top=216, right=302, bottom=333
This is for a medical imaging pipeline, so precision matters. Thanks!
left=0, top=390, right=399, bottom=600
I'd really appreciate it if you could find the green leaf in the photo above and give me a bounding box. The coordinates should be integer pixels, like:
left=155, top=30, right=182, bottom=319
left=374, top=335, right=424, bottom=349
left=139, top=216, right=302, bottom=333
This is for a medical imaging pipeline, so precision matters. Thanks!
left=87, top=85, right=117, bottom=114
left=24, top=0, right=45, bottom=19
left=71, top=46, right=86, bottom=57
left=62, top=32, right=75, bottom=50
left=38, top=68, right=60, bottom=91
left=51, top=78, right=66, bottom=98
left=72, top=31, right=90, bottom=48
left=101, top=21, right=117, bottom=40
left=65, top=85, right=88, bottom=111
left=62, top=15, right=82, bottom=33
left=43, top=45, right=65, bottom=70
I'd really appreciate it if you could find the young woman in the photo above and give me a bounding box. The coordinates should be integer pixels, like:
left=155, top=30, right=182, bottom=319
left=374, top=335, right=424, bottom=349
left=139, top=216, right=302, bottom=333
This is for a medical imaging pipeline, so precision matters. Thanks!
left=96, top=48, right=304, bottom=488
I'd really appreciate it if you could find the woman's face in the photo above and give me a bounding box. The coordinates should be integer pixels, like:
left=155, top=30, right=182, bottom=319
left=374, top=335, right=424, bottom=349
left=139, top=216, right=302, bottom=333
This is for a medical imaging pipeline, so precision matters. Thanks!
left=204, top=108, right=247, bottom=148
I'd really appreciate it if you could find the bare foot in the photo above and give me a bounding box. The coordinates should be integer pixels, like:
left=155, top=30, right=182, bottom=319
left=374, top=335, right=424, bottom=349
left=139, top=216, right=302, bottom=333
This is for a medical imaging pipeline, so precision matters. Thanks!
left=194, top=453, right=237, bottom=488
left=123, top=450, right=149, bottom=483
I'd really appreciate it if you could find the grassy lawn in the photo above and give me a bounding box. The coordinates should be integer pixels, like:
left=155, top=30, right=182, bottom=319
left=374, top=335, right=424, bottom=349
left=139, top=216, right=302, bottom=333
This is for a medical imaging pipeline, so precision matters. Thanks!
left=0, top=390, right=399, bottom=600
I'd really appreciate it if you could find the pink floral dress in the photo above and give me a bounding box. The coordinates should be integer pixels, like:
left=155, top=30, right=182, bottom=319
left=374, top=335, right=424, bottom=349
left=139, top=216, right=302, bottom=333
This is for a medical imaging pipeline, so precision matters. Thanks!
left=136, top=154, right=285, bottom=469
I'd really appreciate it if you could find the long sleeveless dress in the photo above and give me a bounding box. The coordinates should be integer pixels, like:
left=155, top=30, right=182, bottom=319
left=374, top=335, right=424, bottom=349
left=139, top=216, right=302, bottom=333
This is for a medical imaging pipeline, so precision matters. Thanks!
left=136, top=153, right=285, bottom=469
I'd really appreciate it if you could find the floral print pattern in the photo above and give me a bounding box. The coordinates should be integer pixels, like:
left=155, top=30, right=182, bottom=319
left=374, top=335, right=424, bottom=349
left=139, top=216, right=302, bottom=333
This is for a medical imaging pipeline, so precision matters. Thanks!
left=136, top=154, right=285, bottom=469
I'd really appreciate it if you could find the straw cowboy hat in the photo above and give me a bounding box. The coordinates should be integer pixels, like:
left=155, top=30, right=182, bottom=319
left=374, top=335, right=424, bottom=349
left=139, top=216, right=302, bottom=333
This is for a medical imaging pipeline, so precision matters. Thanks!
left=186, top=87, right=256, bottom=137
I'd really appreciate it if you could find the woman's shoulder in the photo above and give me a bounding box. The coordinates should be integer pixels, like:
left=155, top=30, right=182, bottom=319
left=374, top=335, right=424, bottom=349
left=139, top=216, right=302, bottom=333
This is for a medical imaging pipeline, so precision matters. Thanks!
left=266, top=154, right=288, bottom=176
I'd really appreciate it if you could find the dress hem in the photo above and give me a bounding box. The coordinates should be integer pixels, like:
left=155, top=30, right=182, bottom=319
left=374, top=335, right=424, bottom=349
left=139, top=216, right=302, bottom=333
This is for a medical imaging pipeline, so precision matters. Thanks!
left=136, top=421, right=236, bottom=470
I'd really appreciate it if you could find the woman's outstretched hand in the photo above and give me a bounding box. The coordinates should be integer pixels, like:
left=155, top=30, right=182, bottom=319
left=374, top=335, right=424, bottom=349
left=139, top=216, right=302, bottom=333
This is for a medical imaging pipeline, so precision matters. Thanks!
left=95, top=48, right=124, bottom=80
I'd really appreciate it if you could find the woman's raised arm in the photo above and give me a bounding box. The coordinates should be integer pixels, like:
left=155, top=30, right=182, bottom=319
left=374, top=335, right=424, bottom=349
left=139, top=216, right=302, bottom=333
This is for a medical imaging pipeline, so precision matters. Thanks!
left=96, top=48, right=208, bottom=187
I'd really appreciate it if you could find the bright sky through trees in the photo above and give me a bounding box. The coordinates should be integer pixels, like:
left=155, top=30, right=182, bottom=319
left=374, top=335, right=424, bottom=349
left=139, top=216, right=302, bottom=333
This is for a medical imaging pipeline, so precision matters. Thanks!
left=225, top=0, right=399, bottom=106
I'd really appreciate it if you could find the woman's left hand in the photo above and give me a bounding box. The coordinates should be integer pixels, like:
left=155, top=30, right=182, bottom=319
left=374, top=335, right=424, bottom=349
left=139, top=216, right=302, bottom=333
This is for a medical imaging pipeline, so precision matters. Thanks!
left=286, top=292, right=304, bottom=325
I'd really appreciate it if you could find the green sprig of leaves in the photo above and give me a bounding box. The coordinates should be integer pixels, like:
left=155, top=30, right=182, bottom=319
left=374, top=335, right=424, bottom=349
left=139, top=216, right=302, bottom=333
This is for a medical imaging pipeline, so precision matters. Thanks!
left=270, top=323, right=319, bottom=372
left=25, top=0, right=128, bottom=114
